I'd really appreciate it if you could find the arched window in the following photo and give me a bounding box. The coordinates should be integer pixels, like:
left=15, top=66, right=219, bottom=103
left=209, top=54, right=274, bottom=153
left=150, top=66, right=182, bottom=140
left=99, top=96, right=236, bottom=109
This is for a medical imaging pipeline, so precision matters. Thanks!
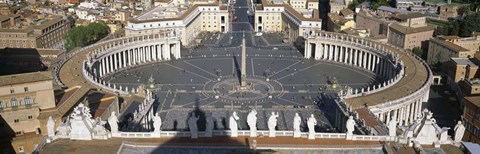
left=11, top=98, right=17, bottom=107
left=24, top=96, right=31, bottom=105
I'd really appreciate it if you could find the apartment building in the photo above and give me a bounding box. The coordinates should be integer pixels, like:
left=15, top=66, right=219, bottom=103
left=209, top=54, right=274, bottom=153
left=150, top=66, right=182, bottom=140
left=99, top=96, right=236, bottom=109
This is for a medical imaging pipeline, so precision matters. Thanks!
left=428, top=35, right=480, bottom=65
left=125, top=3, right=229, bottom=46
left=254, top=0, right=322, bottom=43
left=387, top=12, right=434, bottom=50
left=462, top=96, right=480, bottom=144
left=355, top=10, right=391, bottom=36
left=0, top=71, right=56, bottom=153
left=0, top=15, right=70, bottom=49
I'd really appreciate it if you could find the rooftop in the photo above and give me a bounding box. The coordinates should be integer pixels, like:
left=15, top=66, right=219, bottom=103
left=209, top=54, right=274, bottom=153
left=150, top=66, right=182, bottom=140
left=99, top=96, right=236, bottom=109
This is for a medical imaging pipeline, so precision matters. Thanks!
left=0, top=71, right=52, bottom=87
left=430, top=37, right=470, bottom=52
left=41, top=137, right=383, bottom=154
left=389, top=23, right=435, bottom=34
left=452, top=58, right=478, bottom=67
left=392, top=12, right=426, bottom=20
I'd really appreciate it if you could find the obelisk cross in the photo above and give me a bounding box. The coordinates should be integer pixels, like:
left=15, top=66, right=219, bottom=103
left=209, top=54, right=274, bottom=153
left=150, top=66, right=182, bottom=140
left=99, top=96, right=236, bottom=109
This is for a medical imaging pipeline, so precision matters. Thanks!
left=241, top=32, right=247, bottom=87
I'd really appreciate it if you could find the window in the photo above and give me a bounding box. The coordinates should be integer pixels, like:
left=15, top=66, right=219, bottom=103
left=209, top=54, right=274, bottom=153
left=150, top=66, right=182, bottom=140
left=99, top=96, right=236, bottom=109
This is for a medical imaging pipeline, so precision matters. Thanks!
left=10, top=89, right=14, bottom=94
left=28, top=115, right=33, bottom=119
left=0, top=100, right=2, bottom=109
left=14, top=119, right=19, bottom=123
left=24, top=87, right=28, bottom=92
left=11, top=98, right=17, bottom=107
left=24, top=96, right=31, bottom=105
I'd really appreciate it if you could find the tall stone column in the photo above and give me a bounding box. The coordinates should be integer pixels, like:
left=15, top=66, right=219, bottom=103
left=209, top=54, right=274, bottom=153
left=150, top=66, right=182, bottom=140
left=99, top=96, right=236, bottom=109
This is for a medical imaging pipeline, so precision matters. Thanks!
left=363, top=51, right=367, bottom=69
left=322, top=43, right=327, bottom=60
left=123, top=51, right=127, bottom=67
left=315, top=43, right=322, bottom=60
left=386, top=111, right=391, bottom=124
left=166, top=43, right=171, bottom=60
left=304, top=42, right=311, bottom=59
left=405, top=104, right=411, bottom=125
left=393, top=109, right=398, bottom=123
left=152, top=45, right=157, bottom=61
left=329, top=44, right=333, bottom=61
left=379, top=112, right=384, bottom=122
left=408, top=103, right=414, bottom=123
left=417, top=100, right=422, bottom=119
left=355, top=49, right=359, bottom=66
left=399, top=107, right=404, bottom=126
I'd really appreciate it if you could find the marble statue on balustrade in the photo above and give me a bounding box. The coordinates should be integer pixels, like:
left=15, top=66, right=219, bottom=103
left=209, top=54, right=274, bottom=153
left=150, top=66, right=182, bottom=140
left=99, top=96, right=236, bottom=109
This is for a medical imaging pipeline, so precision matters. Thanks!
left=153, top=113, right=162, bottom=134
left=230, top=111, right=240, bottom=137
left=108, top=112, right=119, bottom=134
left=454, top=121, right=465, bottom=143
left=247, top=109, right=257, bottom=137
left=346, top=115, right=355, bottom=136
left=205, top=113, right=214, bottom=137
left=268, top=112, right=279, bottom=137
left=388, top=118, right=397, bottom=137
left=293, top=113, right=302, bottom=138
left=188, top=113, right=199, bottom=139
left=47, top=116, right=55, bottom=137
left=307, top=114, right=317, bottom=140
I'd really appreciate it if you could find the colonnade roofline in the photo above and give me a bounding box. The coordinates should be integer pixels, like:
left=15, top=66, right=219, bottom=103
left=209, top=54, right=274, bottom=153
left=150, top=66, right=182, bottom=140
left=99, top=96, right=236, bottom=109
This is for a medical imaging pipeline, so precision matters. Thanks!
left=306, top=31, right=432, bottom=110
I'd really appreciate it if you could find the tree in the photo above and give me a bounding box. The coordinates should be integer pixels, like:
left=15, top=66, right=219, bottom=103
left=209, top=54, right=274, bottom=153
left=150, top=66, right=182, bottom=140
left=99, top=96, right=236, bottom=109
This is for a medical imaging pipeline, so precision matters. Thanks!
left=65, top=22, right=110, bottom=51
left=458, top=6, right=472, bottom=17
left=412, top=47, right=426, bottom=60
left=459, top=12, right=480, bottom=37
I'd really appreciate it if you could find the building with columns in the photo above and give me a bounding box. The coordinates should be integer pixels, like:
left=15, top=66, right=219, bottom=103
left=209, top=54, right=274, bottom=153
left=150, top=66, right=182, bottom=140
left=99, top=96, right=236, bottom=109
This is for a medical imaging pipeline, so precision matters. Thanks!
left=125, top=1, right=229, bottom=46
left=304, top=31, right=431, bottom=134
left=253, top=0, right=322, bottom=43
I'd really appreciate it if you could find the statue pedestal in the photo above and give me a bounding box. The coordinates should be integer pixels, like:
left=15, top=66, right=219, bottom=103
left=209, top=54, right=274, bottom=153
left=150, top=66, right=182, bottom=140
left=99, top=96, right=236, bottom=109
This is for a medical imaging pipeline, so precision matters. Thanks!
left=308, top=133, right=315, bottom=140
left=269, top=130, right=275, bottom=137
left=250, top=130, right=257, bottom=137
left=346, top=134, right=353, bottom=140
left=153, top=131, right=161, bottom=138
left=293, top=131, right=301, bottom=138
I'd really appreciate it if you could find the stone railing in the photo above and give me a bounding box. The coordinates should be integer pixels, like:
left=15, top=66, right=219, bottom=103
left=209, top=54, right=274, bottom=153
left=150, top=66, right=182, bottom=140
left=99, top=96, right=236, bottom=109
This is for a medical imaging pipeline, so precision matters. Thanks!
left=111, top=129, right=397, bottom=142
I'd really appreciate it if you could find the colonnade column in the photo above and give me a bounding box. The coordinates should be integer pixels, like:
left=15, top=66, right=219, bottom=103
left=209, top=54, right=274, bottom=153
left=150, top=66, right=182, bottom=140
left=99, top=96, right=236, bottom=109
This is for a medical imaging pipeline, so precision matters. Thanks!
left=322, top=44, right=327, bottom=60
left=386, top=111, right=391, bottom=124
left=156, top=45, right=162, bottom=60
left=123, top=51, right=127, bottom=67
left=399, top=107, right=404, bottom=126
left=152, top=46, right=157, bottom=61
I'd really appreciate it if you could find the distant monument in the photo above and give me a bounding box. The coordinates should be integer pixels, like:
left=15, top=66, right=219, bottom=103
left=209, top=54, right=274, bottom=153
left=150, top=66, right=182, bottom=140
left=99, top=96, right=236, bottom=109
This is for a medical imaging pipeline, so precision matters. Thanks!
left=454, top=121, right=465, bottom=143
left=388, top=118, right=397, bottom=137
left=293, top=113, right=302, bottom=138
left=230, top=111, right=240, bottom=137
left=240, top=33, right=247, bottom=88
left=153, top=113, right=162, bottom=134
left=205, top=113, right=215, bottom=137
left=47, top=116, right=55, bottom=137
left=307, top=114, right=317, bottom=139
left=268, top=112, right=279, bottom=137
left=247, top=110, right=257, bottom=137
left=108, top=112, right=119, bottom=134
left=188, top=113, right=199, bottom=139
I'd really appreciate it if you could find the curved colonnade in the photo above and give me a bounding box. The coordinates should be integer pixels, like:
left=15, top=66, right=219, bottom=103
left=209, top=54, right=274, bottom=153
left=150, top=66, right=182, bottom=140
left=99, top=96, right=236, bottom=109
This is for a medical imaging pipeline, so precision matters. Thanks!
left=73, top=31, right=432, bottom=128
left=81, top=32, right=181, bottom=95
left=305, top=31, right=432, bottom=127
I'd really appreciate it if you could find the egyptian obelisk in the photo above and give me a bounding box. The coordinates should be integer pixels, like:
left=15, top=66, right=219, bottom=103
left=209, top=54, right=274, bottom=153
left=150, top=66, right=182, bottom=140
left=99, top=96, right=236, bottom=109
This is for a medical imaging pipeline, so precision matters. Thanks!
left=241, top=33, right=247, bottom=88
